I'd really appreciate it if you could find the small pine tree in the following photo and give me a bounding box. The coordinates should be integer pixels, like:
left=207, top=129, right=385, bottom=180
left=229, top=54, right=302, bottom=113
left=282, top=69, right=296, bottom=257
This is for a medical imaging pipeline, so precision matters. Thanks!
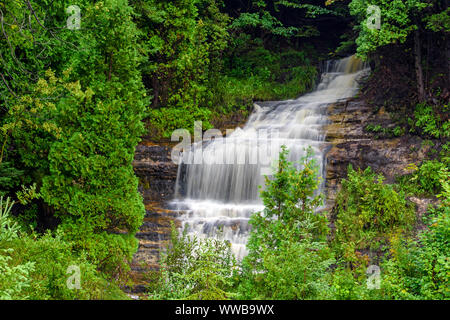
left=239, top=146, right=333, bottom=300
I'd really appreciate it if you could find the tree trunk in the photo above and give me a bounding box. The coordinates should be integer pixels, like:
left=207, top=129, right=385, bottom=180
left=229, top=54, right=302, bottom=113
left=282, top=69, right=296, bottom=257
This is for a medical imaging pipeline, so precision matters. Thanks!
left=444, top=0, right=450, bottom=87
left=446, top=33, right=450, bottom=87
left=152, top=75, right=160, bottom=108
left=414, top=29, right=425, bottom=102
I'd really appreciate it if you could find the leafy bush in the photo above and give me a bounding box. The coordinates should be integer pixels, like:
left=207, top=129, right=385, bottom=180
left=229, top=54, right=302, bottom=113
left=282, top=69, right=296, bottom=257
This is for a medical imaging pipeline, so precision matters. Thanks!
left=0, top=0, right=147, bottom=277
left=333, top=166, right=415, bottom=266
left=0, top=197, right=127, bottom=300
left=397, top=159, right=449, bottom=197
left=148, top=224, right=236, bottom=300
left=134, top=0, right=229, bottom=112
left=414, top=160, right=448, bottom=194
left=224, top=39, right=317, bottom=103
left=0, top=197, right=20, bottom=242
left=3, top=231, right=127, bottom=300
left=412, top=103, right=449, bottom=139
left=0, top=197, right=34, bottom=300
left=349, top=0, right=430, bottom=58
left=255, top=229, right=334, bottom=300
left=57, top=219, right=140, bottom=277
left=381, top=205, right=449, bottom=300
left=331, top=165, right=449, bottom=300
left=329, top=267, right=381, bottom=300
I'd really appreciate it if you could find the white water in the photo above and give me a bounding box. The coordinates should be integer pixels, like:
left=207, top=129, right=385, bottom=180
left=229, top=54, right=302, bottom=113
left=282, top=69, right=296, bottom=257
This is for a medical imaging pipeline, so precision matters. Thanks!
left=172, top=55, right=369, bottom=259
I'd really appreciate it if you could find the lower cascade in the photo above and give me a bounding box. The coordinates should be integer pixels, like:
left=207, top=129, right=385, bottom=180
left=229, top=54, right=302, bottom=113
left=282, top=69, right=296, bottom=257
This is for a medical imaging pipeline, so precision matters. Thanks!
left=172, top=55, right=370, bottom=259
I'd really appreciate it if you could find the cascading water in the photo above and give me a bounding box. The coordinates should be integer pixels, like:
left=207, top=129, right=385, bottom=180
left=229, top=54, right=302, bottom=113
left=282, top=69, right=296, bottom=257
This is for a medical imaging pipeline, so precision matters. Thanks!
left=172, top=55, right=370, bottom=259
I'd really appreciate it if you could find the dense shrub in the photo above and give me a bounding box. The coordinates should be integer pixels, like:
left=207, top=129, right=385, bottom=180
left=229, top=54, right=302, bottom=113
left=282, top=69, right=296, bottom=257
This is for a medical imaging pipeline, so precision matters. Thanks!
left=148, top=224, right=236, bottom=300
left=3, top=231, right=127, bottom=300
left=380, top=204, right=449, bottom=299
left=415, top=160, right=448, bottom=194
left=398, top=160, right=449, bottom=196
left=333, top=166, right=416, bottom=267
left=254, top=230, right=334, bottom=300
left=412, top=103, right=449, bottom=139
left=0, top=197, right=126, bottom=300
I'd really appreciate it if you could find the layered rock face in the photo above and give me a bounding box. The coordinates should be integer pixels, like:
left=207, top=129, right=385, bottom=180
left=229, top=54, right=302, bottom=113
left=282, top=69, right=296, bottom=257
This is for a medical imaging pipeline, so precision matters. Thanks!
left=324, top=99, right=431, bottom=203
left=129, top=142, right=180, bottom=294
left=133, top=142, right=178, bottom=203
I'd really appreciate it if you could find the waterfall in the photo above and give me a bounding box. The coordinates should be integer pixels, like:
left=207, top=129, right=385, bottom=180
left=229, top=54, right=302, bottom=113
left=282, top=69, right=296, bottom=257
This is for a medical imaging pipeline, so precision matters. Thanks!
left=172, top=55, right=370, bottom=259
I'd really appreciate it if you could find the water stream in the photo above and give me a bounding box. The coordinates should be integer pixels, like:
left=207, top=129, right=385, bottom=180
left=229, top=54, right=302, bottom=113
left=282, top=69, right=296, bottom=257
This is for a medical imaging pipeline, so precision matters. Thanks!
left=172, top=55, right=369, bottom=259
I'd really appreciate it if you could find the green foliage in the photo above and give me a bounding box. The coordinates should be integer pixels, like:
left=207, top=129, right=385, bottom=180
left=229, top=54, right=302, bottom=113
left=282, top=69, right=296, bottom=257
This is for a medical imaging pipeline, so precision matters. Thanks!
left=227, top=42, right=317, bottom=94
left=329, top=267, right=380, bottom=300
left=0, top=197, right=126, bottom=300
left=147, top=106, right=213, bottom=138
left=414, top=160, right=448, bottom=194
left=1, top=0, right=447, bottom=301
left=330, top=267, right=361, bottom=300
left=219, top=65, right=316, bottom=107
left=218, top=36, right=317, bottom=126
left=256, top=229, right=334, bottom=300
left=334, top=166, right=415, bottom=266
left=3, top=230, right=128, bottom=300
left=140, top=1, right=321, bottom=139
left=349, top=0, right=429, bottom=58
left=365, top=124, right=405, bottom=138
left=146, top=37, right=317, bottom=138
left=148, top=223, right=236, bottom=300
left=135, top=0, right=231, bottom=137
left=425, top=6, right=450, bottom=32
left=330, top=165, right=448, bottom=300
left=412, top=103, right=449, bottom=139
left=0, top=197, right=20, bottom=242
left=238, top=146, right=333, bottom=300
left=249, top=146, right=328, bottom=253
left=230, top=0, right=338, bottom=39
left=0, top=248, right=34, bottom=300
left=135, top=0, right=229, bottom=108
left=0, top=163, right=23, bottom=197
left=381, top=205, right=449, bottom=299
left=231, top=11, right=299, bottom=38
left=0, top=0, right=148, bottom=283
left=16, top=183, right=40, bottom=206
left=35, top=0, right=147, bottom=274
left=399, top=160, right=449, bottom=196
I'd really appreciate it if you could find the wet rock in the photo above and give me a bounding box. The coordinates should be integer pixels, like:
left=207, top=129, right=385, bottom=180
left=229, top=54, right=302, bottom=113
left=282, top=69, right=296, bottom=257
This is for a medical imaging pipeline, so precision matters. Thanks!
left=130, top=204, right=182, bottom=273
